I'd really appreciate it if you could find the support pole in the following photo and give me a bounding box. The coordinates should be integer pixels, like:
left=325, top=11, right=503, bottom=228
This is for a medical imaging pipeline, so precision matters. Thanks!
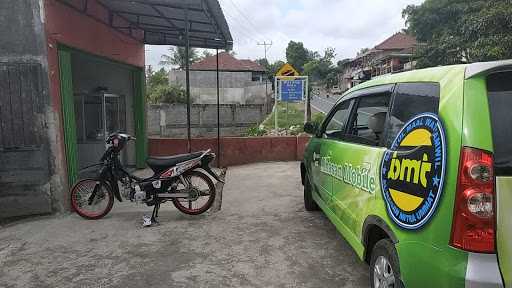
left=185, top=8, right=191, bottom=153
left=216, top=48, right=221, bottom=167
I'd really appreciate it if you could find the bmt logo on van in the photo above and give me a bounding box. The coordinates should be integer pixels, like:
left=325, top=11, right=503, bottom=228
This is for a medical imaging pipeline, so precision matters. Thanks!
left=381, top=113, right=446, bottom=230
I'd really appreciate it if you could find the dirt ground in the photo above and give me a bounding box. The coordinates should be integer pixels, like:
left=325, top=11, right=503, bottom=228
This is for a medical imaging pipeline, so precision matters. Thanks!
left=0, top=162, right=369, bottom=288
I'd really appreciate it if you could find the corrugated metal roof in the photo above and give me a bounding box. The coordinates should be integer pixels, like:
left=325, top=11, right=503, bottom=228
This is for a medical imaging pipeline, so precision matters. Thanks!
left=57, top=0, right=233, bottom=49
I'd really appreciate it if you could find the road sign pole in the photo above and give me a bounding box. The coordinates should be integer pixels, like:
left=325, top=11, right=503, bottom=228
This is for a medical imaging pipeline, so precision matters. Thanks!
left=274, top=77, right=278, bottom=130
left=286, top=102, right=289, bottom=124
left=305, top=77, right=310, bottom=122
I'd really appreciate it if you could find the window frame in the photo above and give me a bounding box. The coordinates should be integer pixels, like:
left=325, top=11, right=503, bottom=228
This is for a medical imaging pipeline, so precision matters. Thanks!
left=381, top=81, right=441, bottom=148
left=334, top=84, right=396, bottom=147
left=319, top=84, right=396, bottom=142
left=319, top=98, right=355, bottom=140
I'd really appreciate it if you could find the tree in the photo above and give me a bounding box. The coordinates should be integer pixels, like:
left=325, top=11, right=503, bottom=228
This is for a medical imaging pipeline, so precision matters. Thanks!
left=255, top=58, right=269, bottom=69
left=286, top=41, right=312, bottom=72
left=160, top=47, right=199, bottom=70
left=357, top=47, right=370, bottom=56
left=303, top=47, right=337, bottom=86
left=403, top=0, right=512, bottom=68
left=200, top=50, right=213, bottom=60
left=146, top=68, right=186, bottom=104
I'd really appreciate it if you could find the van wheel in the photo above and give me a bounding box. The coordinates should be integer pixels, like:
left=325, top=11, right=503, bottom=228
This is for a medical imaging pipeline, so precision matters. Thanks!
left=370, top=239, right=402, bottom=288
left=304, top=173, right=319, bottom=211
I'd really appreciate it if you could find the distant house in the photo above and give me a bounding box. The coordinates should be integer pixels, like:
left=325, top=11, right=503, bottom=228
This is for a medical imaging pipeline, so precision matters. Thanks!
left=169, top=52, right=268, bottom=104
left=338, top=32, right=418, bottom=91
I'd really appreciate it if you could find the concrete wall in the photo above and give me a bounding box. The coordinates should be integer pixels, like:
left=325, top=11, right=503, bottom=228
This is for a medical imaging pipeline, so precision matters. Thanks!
left=0, top=0, right=145, bottom=219
left=0, top=0, right=54, bottom=218
left=148, top=136, right=311, bottom=167
left=148, top=104, right=267, bottom=138
left=42, top=0, right=145, bottom=214
left=169, top=70, right=267, bottom=104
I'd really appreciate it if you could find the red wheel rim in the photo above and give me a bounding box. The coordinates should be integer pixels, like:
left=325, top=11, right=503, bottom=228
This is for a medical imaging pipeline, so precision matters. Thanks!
left=71, top=180, right=112, bottom=218
left=174, top=174, right=214, bottom=214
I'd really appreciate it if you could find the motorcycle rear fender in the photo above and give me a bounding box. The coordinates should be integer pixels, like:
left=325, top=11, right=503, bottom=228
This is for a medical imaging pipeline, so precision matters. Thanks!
left=201, top=154, right=224, bottom=183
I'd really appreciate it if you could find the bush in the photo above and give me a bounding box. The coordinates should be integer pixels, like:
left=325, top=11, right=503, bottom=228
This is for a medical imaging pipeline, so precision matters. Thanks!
left=312, top=112, right=325, bottom=126
left=246, top=125, right=267, bottom=137
left=147, top=83, right=186, bottom=104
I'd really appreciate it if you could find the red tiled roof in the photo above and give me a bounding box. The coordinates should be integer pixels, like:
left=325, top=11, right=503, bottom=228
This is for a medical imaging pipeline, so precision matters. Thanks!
left=190, top=52, right=265, bottom=72
left=374, top=32, right=417, bottom=50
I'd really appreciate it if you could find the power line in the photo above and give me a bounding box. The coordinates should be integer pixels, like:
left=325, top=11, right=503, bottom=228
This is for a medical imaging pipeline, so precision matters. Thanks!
left=257, top=41, right=273, bottom=61
left=222, top=7, right=263, bottom=44
left=225, top=0, right=269, bottom=43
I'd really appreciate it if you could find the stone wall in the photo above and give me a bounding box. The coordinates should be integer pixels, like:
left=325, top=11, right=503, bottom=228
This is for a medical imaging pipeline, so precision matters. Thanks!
left=0, top=0, right=56, bottom=218
left=148, top=103, right=268, bottom=138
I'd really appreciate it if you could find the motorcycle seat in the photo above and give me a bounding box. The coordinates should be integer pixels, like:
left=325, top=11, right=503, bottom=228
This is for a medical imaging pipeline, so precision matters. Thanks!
left=146, top=151, right=204, bottom=173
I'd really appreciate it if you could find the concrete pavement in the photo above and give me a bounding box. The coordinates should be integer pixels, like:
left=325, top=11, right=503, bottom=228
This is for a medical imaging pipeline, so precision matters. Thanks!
left=0, top=162, right=369, bottom=288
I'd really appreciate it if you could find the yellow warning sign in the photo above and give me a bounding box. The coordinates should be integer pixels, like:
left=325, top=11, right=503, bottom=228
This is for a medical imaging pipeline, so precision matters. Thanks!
left=276, top=63, right=300, bottom=76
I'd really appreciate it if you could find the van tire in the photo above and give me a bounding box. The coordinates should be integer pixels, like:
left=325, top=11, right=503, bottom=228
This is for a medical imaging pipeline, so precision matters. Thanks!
left=304, top=173, right=319, bottom=211
left=370, top=239, right=402, bottom=288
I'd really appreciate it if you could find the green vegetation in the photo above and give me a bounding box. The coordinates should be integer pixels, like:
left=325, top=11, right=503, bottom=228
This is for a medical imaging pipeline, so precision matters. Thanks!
left=159, top=47, right=200, bottom=70
left=259, top=102, right=326, bottom=135
left=403, top=0, right=512, bottom=68
left=311, top=112, right=326, bottom=127
left=245, top=125, right=267, bottom=137
left=146, top=68, right=186, bottom=104
left=261, top=103, right=305, bottom=132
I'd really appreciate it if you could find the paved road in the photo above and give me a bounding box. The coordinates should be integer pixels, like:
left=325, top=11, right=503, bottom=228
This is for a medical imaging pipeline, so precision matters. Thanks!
left=311, top=94, right=341, bottom=114
left=0, top=162, right=369, bottom=288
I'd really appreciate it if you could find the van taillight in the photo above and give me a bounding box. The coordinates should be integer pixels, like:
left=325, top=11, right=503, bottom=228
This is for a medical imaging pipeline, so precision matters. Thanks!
left=450, top=147, right=495, bottom=253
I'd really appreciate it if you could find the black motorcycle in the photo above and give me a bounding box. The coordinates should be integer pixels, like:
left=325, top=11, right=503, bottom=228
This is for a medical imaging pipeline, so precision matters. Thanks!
left=70, top=133, right=223, bottom=226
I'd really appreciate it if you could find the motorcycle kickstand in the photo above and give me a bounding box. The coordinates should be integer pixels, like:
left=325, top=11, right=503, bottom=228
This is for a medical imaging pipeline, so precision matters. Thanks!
left=151, top=202, right=160, bottom=224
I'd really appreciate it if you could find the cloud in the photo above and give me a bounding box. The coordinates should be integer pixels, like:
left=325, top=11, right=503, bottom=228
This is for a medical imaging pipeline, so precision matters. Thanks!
left=146, top=0, right=424, bottom=68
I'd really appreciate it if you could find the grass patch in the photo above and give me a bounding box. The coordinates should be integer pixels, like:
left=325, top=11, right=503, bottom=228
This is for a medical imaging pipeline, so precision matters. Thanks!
left=260, top=102, right=326, bottom=132
left=261, top=102, right=304, bottom=130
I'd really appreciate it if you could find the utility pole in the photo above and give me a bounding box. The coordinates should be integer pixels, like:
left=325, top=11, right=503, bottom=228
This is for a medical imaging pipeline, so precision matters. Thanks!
left=257, top=41, right=272, bottom=113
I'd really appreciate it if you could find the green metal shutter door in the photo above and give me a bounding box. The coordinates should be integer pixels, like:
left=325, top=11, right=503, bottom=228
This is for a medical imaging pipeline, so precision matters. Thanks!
left=58, top=48, right=79, bottom=186
left=133, top=69, right=147, bottom=168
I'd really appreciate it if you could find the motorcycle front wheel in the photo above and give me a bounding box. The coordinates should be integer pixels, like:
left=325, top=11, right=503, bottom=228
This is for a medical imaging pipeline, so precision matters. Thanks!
left=172, top=170, right=216, bottom=215
left=71, top=179, right=114, bottom=220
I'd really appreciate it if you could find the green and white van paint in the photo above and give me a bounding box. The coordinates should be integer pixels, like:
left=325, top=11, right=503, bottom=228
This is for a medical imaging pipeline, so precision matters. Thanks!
left=319, top=154, right=377, bottom=194
left=303, top=60, right=512, bottom=287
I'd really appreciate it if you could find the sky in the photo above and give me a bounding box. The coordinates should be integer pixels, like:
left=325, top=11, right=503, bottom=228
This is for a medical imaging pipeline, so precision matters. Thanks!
left=145, top=0, right=425, bottom=69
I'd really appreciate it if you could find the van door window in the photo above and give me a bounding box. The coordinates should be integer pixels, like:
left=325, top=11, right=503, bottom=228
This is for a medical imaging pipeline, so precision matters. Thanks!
left=346, top=94, right=391, bottom=146
left=322, top=100, right=353, bottom=139
left=487, top=72, right=512, bottom=175
left=384, top=83, right=440, bottom=148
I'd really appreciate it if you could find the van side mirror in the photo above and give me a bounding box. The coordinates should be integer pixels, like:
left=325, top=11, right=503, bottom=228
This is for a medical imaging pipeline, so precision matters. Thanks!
left=304, top=122, right=319, bottom=135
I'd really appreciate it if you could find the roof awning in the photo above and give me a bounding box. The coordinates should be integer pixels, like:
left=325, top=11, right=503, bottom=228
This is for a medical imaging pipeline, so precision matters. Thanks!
left=57, top=0, right=233, bottom=50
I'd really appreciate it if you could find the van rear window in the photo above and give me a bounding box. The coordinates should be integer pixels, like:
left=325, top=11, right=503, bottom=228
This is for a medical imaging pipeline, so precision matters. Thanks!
left=487, top=72, right=512, bottom=175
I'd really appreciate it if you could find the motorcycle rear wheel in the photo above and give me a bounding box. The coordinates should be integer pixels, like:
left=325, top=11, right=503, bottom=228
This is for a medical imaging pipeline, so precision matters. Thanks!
left=172, top=170, right=216, bottom=215
left=71, top=179, right=114, bottom=220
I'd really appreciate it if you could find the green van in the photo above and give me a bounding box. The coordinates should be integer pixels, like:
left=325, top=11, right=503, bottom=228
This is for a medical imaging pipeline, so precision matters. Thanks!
left=301, top=60, right=512, bottom=287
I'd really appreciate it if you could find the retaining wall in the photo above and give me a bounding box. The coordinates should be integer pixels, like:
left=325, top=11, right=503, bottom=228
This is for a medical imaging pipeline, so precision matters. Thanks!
left=148, top=136, right=311, bottom=167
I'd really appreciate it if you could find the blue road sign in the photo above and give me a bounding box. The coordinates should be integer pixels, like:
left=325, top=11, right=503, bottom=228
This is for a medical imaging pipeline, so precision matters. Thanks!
left=280, top=80, right=304, bottom=102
